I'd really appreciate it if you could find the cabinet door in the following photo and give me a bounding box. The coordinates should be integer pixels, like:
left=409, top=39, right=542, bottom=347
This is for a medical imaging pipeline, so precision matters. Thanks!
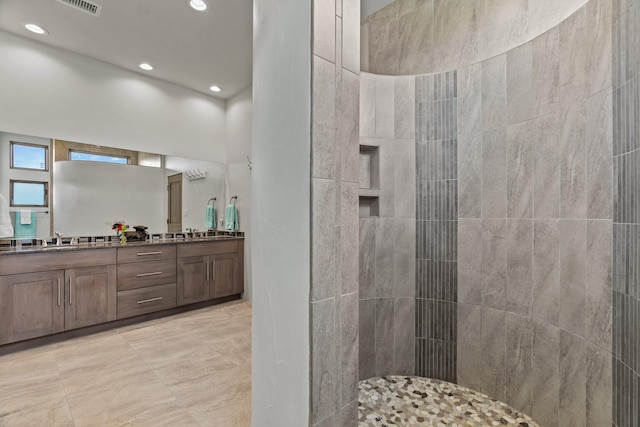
left=65, top=265, right=117, bottom=330
left=0, top=270, right=65, bottom=345
left=211, top=252, right=238, bottom=299
left=177, top=255, right=210, bottom=305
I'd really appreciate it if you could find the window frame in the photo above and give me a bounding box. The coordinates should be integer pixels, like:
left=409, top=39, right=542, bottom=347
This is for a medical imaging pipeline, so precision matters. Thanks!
left=10, top=141, right=50, bottom=172
left=68, top=149, right=130, bottom=165
left=9, top=179, right=49, bottom=208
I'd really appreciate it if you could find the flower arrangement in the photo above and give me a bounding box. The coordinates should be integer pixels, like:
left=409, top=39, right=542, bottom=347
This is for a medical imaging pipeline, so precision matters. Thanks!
left=112, top=221, right=129, bottom=245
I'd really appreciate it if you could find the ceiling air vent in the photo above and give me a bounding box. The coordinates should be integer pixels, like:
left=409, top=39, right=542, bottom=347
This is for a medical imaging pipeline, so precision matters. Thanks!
left=54, top=0, right=102, bottom=17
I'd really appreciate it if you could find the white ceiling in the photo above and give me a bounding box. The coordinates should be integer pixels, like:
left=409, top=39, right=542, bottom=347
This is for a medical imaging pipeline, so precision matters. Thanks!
left=0, top=0, right=253, bottom=100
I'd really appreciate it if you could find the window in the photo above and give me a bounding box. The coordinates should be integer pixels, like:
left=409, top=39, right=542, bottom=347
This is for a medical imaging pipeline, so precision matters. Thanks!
left=69, top=150, right=129, bottom=164
left=10, top=141, right=49, bottom=171
left=10, top=180, right=48, bottom=207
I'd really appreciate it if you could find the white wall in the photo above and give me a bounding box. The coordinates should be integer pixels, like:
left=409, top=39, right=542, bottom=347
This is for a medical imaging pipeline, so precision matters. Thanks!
left=225, top=86, right=252, bottom=301
left=0, top=30, right=226, bottom=163
left=53, top=161, right=166, bottom=236
left=252, top=0, right=311, bottom=424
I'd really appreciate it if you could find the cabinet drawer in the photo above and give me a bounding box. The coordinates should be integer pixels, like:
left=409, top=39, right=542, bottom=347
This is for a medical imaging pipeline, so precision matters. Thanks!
left=117, top=260, right=177, bottom=291
left=177, top=240, right=239, bottom=257
left=117, top=283, right=176, bottom=319
left=117, top=245, right=176, bottom=263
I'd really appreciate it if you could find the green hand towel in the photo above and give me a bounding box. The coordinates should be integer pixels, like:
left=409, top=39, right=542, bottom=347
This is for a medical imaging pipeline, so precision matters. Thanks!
left=225, top=204, right=238, bottom=231
left=205, top=205, right=216, bottom=229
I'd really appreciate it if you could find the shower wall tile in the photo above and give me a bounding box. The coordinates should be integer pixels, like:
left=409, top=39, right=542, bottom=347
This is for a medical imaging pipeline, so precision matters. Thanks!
left=457, top=303, right=483, bottom=392
left=532, top=27, right=560, bottom=117
left=313, top=0, right=336, bottom=62
left=378, top=139, right=396, bottom=218
left=559, top=219, right=587, bottom=337
left=506, top=219, right=533, bottom=318
left=505, top=313, right=533, bottom=414
left=359, top=218, right=376, bottom=300
left=481, top=219, right=507, bottom=311
left=457, top=63, right=482, bottom=135
left=476, top=0, right=528, bottom=61
left=532, top=322, right=560, bottom=427
left=340, top=70, right=361, bottom=184
left=394, top=139, right=416, bottom=218
left=394, top=297, right=415, bottom=374
left=481, top=54, right=507, bottom=131
left=482, top=127, right=507, bottom=218
left=586, top=220, right=613, bottom=349
left=312, top=56, right=336, bottom=180
left=458, top=131, right=482, bottom=218
left=311, top=178, right=337, bottom=302
left=367, top=2, right=399, bottom=75
left=533, top=219, right=561, bottom=326
left=507, top=120, right=534, bottom=218
left=341, top=0, right=359, bottom=75
left=560, top=101, right=587, bottom=219
left=340, top=292, right=359, bottom=406
left=586, top=0, right=613, bottom=97
left=311, top=299, right=337, bottom=425
left=337, top=400, right=358, bottom=427
left=458, top=219, right=482, bottom=305
left=481, top=306, right=506, bottom=401
left=559, top=7, right=589, bottom=105
left=359, top=298, right=376, bottom=381
left=375, top=298, right=395, bottom=376
left=506, top=42, right=534, bottom=125
left=340, top=182, right=359, bottom=295
left=585, top=341, right=612, bottom=427
left=559, top=330, right=587, bottom=427
left=360, top=74, right=376, bottom=137
left=533, top=113, right=561, bottom=218
left=399, top=1, right=434, bottom=75
left=394, top=219, right=415, bottom=298
left=375, top=218, right=396, bottom=298
left=586, top=89, right=613, bottom=219
left=433, top=0, right=477, bottom=73
left=375, top=75, right=396, bottom=139
left=394, top=76, right=416, bottom=139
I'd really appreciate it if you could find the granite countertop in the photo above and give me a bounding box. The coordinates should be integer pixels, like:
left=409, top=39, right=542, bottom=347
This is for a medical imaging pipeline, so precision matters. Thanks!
left=0, top=231, right=244, bottom=255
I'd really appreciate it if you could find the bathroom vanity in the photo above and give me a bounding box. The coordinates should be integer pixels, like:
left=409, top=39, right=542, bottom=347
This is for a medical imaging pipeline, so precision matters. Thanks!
left=0, top=235, right=244, bottom=346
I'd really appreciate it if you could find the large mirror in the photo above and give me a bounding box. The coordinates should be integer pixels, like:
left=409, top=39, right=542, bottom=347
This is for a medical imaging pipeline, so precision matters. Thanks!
left=0, top=130, right=225, bottom=238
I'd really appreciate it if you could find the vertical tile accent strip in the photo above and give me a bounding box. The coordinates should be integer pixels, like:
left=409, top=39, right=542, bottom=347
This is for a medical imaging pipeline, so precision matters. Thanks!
left=613, top=2, right=640, bottom=426
left=415, top=71, right=458, bottom=383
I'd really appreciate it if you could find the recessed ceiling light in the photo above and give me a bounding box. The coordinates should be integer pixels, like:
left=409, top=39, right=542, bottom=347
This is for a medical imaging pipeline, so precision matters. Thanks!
left=25, top=23, right=48, bottom=35
left=188, top=0, right=208, bottom=11
left=209, top=85, right=222, bottom=92
left=139, top=63, right=154, bottom=71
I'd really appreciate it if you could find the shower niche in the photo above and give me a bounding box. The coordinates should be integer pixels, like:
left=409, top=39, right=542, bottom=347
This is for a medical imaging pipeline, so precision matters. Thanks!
left=359, top=143, right=379, bottom=217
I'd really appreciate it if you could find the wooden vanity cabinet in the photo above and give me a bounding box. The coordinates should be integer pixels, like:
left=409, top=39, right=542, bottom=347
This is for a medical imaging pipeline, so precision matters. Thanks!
left=65, top=265, right=117, bottom=330
left=116, top=245, right=177, bottom=319
left=0, top=270, right=65, bottom=345
left=177, top=240, right=243, bottom=306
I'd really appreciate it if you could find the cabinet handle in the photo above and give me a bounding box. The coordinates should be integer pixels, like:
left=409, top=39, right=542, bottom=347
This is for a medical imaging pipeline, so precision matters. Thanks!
left=136, top=271, right=163, bottom=277
left=57, top=278, right=61, bottom=307
left=68, top=278, right=72, bottom=305
left=136, top=251, right=163, bottom=256
left=206, top=261, right=210, bottom=281
left=137, top=296, right=163, bottom=304
left=211, top=260, right=216, bottom=281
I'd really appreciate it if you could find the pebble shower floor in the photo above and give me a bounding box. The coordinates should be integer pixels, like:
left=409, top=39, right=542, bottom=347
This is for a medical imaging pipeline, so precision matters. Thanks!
left=358, top=376, right=539, bottom=426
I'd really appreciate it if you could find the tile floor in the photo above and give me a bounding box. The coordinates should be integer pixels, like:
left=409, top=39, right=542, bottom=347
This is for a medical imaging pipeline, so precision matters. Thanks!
left=358, top=376, right=539, bottom=426
left=0, top=300, right=252, bottom=426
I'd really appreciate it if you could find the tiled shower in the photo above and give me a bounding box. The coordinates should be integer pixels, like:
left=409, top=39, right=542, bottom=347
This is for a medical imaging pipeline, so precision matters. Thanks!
left=356, top=0, right=638, bottom=425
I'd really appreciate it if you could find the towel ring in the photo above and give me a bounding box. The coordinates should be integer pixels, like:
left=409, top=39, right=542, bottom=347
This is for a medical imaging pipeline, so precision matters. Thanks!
left=208, top=198, right=216, bottom=206
left=230, top=195, right=238, bottom=205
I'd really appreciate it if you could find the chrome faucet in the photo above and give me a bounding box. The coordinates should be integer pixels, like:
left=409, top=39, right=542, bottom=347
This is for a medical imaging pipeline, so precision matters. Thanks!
left=55, top=231, right=63, bottom=246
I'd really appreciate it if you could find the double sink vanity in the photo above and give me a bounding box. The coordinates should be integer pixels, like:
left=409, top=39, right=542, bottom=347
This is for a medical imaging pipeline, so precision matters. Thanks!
left=0, top=232, right=244, bottom=347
